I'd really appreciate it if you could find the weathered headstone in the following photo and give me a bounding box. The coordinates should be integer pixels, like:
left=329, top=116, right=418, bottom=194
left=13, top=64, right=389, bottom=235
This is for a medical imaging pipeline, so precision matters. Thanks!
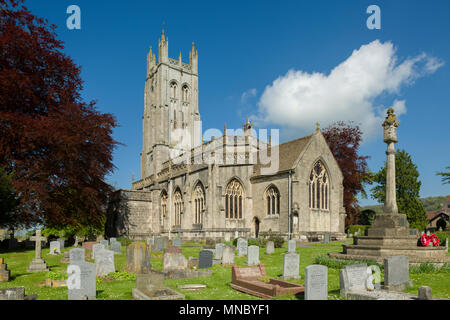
left=281, top=253, right=300, bottom=280
left=163, top=251, right=187, bottom=272
left=67, top=262, right=96, bottom=300
left=198, top=250, right=213, bottom=269
left=153, top=237, right=164, bottom=252
left=126, top=242, right=152, bottom=274
left=384, top=255, right=411, bottom=291
left=162, top=237, right=169, bottom=250
left=237, top=238, right=248, bottom=257
left=222, top=245, right=235, bottom=265
left=215, top=243, right=224, bottom=260
left=27, top=230, right=49, bottom=272
left=0, top=287, right=37, bottom=300
left=265, top=241, right=274, bottom=255
left=100, top=240, right=109, bottom=250
left=57, top=238, right=65, bottom=250
left=92, top=243, right=104, bottom=260
left=95, top=249, right=115, bottom=277
left=247, top=245, right=259, bottom=266
left=418, top=286, right=432, bottom=300
left=339, top=264, right=369, bottom=298
left=323, top=233, right=330, bottom=244
left=69, top=248, right=85, bottom=264
left=172, top=237, right=181, bottom=248
left=305, top=265, right=328, bottom=300
left=0, top=258, right=10, bottom=282
left=110, top=241, right=122, bottom=254
left=288, top=239, right=296, bottom=253
left=49, top=241, right=61, bottom=255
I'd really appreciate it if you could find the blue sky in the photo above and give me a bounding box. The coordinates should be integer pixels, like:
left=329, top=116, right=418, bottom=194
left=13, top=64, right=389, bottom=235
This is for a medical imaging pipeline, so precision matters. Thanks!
left=26, top=0, right=450, bottom=206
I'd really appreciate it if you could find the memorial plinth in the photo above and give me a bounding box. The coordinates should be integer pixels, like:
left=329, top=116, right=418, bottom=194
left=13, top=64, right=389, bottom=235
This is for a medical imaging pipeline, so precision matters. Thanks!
left=330, top=109, right=450, bottom=264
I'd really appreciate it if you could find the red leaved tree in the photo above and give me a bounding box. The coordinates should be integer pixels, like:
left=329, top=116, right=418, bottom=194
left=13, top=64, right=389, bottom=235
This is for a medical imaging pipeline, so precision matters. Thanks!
left=0, top=0, right=119, bottom=230
left=322, top=121, right=369, bottom=227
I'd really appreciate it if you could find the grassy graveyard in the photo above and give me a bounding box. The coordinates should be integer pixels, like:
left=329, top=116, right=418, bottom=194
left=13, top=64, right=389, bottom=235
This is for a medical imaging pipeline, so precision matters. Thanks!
left=1, top=240, right=449, bottom=300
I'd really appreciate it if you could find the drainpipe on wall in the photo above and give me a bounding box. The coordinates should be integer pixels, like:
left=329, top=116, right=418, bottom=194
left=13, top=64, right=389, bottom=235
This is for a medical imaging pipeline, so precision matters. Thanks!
left=288, top=170, right=292, bottom=240
left=168, top=179, right=173, bottom=240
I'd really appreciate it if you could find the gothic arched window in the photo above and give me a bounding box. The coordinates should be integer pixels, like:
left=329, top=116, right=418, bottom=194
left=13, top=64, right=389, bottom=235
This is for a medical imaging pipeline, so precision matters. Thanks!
left=309, top=161, right=329, bottom=210
left=225, top=179, right=244, bottom=219
left=173, top=189, right=183, bottom=226
left=265, top=186, right=280, bottom=215
left=161, top=191, right=168, bottom=228
left=170, top=82, right=177, bottom=99
left=182, top=85, right=189, bottom=103
left=193, top=184, right=205, bottom=224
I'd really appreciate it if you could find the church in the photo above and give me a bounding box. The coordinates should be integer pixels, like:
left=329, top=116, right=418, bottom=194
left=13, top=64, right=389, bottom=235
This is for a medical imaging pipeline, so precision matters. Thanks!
left=106, top=31, right=346, bottom=241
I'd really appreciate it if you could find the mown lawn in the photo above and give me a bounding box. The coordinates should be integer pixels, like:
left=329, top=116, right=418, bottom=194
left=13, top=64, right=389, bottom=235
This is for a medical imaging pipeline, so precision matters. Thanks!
left=0, top=240, right=449, bottom=300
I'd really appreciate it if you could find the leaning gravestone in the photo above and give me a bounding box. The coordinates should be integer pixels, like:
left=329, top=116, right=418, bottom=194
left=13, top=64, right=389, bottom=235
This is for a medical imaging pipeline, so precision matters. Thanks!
left=126, top=242, right=152, bottom=274
left=288, top=239, right=296, bottom=253
left=281, top=252, right=300, bottom=280
left=92, top=243, right=104, bottom=260
left=384, top=255, right=411, bottom=291
left=67, top=261, right=96, bottom=300
left=49, top=241, right=61, bottom=255
left=95, top=249, right=115, bottom=277
left=305, top=265, right=328, bottom=300
left=198, top=250, right=213, bottom=269
left=237, top=238, right=248, bottom=257
left=265, top=241, right=274, bottom=255
left=222, top=245, right=235, bottom=265
left=215, top=243, right=224, bottom=260
left=110, top=241, right=122, bottom=254
left=247, top=246, right=260, bottom=266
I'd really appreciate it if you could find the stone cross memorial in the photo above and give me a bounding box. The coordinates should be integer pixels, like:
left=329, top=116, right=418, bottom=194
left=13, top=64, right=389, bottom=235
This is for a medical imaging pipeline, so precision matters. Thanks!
left=305, top=265, right=328, bottom=300
left=27, top=230, right=49, bottom=273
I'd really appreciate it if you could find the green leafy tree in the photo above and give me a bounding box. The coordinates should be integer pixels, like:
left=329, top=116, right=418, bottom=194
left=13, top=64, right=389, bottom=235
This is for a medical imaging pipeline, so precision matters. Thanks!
left=370, top=149, right=427, bottom=230
left=436, top=167, right=450, bottom=184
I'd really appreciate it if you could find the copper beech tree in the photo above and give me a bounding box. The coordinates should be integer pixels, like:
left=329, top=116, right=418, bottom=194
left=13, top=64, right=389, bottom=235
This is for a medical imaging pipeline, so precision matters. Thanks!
left=0, top=0, right=119, bottom=229
left=322, top=121, right=369, bottom=226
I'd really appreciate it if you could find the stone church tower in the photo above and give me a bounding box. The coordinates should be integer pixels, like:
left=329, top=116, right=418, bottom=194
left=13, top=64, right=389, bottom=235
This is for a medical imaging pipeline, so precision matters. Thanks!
left=141, top=30, right=201, bottom=178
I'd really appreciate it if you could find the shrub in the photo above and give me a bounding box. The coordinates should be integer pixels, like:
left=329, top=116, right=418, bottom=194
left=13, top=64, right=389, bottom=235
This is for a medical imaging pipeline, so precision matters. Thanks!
left=267, top=233, right=284, bottom=248
left=410, top=262, right=437, bottom=274
left=434, top=231, right=450, bottom=247
left=313, top=254, right=383, bottom=270
left=248, top=238, right=267, bottom=248
left=116, top=237, right=132, bottom=247
left=46, top=271, right=67, bottom=281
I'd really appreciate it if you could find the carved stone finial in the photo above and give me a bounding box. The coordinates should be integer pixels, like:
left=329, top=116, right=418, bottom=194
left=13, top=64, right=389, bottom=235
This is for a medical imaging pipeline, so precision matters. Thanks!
left=383, top=107, right=399, bottom=127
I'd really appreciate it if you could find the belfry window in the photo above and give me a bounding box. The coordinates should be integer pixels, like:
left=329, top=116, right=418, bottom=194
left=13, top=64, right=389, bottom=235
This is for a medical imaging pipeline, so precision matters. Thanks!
left=170, top=82, right=177, bottom=99
left=309, top=161, right=329, bottom=210
left=182, top=85, right=189, bottom=103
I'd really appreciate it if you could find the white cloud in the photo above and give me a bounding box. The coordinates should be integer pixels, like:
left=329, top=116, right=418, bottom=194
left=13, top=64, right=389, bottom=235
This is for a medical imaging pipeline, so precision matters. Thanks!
left=253, top=40, right=444, bottom=140
left=241, top=88, right=257, bottom=105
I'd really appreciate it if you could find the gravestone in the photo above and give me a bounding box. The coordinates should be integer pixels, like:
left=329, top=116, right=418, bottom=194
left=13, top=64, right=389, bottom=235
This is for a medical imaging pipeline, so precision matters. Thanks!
left=305, top=265, right=328, bottom=300
left=163, top=251, right=188, bottom=272
left=67, top=261, right=96, bottom=300
left=132, top=273, right=185, bottom=300
left=281, top=253, right=300, bottom=280
left=222, top=245, right=235, bottom=265
left=246, top=245, right=259, bottom=266
left=49, top=241, right=61, bottom=255
left=288, top=239, right=296, bottom=253
left=146, top=237, right=154, bottom=246
left=109, top=237, right=117, bottom=243
left=57, top=238, right=65, bottom=250
left=162, top=237, right=169, bottom=250
left=265, top=241, right=274, bottom=255
left=153, top=237, right=164, bottom=252
left=339, top=264, right=369, bottom=298
left=323, top=233, right=330, bottom=244
left=0, top=258, right=10, bottom=282
left=92, top=243, right=104, bottom=260
left=95, top=249, right=115, bottom=277
left=384, top=255, right=411, bottom=291
left=126, top=242, right=152, bottom=274
left=237, top=238, right=248, bottom=257
left=27, top=230, right=49, bottom=272
left=0, top=287, right=37, bottom=300
left=172, top=237, right=181, bottom=248
left=198, top=250, right=213, bottom=269
left=215, top=243, right=224, bottom=260
left=69, top=248, right=85, bottom=264
left=418, top=286, right=432, bottom=300
left=100, top=240, right=109, bottom=250
left=110, top=241, right=122, bottom=254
